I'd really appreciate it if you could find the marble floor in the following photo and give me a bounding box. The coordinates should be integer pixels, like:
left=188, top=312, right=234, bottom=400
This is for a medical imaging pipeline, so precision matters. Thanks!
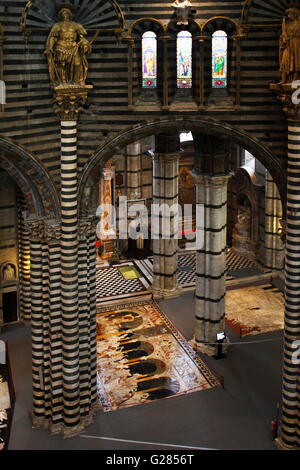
left=2, top=293, right=283, bottom=450
left=226, top=284, right=284, bottom=337
left=96, top=301, right=219, bottom=412
left=96, top=250, right=268, bottom=304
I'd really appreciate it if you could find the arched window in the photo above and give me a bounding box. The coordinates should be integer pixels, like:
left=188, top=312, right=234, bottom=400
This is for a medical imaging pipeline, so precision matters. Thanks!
left=142, top=31, right=157, bottom=88
left=212, top=30, right=227, bottom=88
left=177, top=31, right=192, bottom=88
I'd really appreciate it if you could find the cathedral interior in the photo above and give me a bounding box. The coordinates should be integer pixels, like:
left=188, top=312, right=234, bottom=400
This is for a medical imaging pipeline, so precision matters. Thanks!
left=0, top=0, right=300, bottom=451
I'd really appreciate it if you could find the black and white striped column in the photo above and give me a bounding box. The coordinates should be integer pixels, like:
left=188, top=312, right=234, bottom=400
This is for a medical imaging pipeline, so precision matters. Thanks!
left=42, top=227, right=62, bottom=427
left=19, top=216, right=31, bottom=321
left=28, top=221, right=45, bottom=421
left=78, top=218, right=98, bottom=410
left=152, top=134, right=181, bottom=299
left=127, top=142, right=142, bottom=200
left=277, top=121, right=300, bottom=449
left=264, top=171, right=284, bottom=272
left=60, top=120, right=81, bottom=431
left=193, top=174, right=230, bottom=354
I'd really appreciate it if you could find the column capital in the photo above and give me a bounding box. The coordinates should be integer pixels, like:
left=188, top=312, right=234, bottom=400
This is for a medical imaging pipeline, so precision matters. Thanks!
left=102, top=166, right=115, bottom=181
left=24, top=218, right=61, bottom=242
left=153, top=152, right=181, bottom=163
left=270, top=82, right=300, bottom=121
left=191, top=171, right=232, bottom=187
left=79, top=216, right=98, bottom=238
left=54, top=85, right=93, bottom=121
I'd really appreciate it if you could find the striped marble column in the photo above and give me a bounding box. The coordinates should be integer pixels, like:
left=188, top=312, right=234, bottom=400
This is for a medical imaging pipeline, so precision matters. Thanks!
left=42, top=227, right=62, bottom=425
left=127, top=142, right=142, bottom=200
left=270, top=82, right=300, bottom=450
left=78, top=218, right=97, bottom=409
left=193, top=174, right=230, bottom=354
left=60, top=120, right=81, bottom=430
left=152, top=134, right=181, bottom=299
left=27, top=221, right=45, bottom=420
left=277, top=120, right=300, bottom=449
left=264, top=171, right=284, bottom=272
left=19, top=217, right=31, bottom=321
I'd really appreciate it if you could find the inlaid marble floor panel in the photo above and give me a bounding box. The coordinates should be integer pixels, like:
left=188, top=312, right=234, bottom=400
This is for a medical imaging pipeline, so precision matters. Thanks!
left=96, top=301, right=219, bottom=412
left=135, top=249, right=266, bottom=288
left=96, top=251, right=267, bottom=303
left=96, top=262, right=150, bottom=305
left=226, top=284, right=284, bottom=337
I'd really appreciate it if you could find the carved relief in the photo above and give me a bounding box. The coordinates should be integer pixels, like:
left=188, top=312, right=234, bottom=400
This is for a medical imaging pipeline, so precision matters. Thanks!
left=171, top=0, right=192, bottom=25
left=2, top=264, right=16, bottom=282
left=24, top=219, right=61, bottom=242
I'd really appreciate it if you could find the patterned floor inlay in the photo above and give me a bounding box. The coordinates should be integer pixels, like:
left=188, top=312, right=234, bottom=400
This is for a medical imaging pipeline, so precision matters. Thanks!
left=96, top=301, right=219, bottom=412
left=96, top=251, right=268, bottom=303
left=96, top=262, right=150, bottom=305
left=225, top=284, right=284, bottom=337
left=135, top=250, right=266, bottom=288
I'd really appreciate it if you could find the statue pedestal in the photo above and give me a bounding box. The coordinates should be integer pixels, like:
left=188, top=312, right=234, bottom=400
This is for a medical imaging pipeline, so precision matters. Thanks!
left=53, top=84, right=93, bottom=121
left=270, top=82, right=300, bottom=119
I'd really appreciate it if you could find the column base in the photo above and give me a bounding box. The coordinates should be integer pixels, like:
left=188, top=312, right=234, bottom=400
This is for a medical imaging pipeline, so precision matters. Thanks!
left=274, top=436, right=300, bottom=451
left=31, top=406, right=99, bottom=439
left=151, top=286, right=182, bottom=300
left=190, top=338, right=216, bottom=357
left=190, top=336, right=230, bottom=357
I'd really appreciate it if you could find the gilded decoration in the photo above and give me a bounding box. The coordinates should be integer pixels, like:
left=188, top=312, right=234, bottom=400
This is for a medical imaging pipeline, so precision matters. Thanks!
left=270, top=81, right=300, bottom=120
left=54, top=85, right=92, bottom=120
left=279, top=8, right=300, bottom=84
left=20, top=1, right=124, bottom=119
left=270, top=10, right=300, bottom=121
left=45, top=5, right=91, bottom=88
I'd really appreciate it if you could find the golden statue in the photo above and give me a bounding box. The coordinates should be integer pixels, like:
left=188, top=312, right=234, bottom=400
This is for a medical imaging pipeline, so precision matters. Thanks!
left=45, top=4, right=92, bottom=87
left=280, top=8, right=300, bottom=84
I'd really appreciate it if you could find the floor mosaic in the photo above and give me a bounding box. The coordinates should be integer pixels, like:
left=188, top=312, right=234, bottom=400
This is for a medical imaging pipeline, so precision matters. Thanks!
left=96, top=262, right=150, bottom=305
left=225, top=284, right=284, bottom=337
left=96, top=301, right=219, bottom=412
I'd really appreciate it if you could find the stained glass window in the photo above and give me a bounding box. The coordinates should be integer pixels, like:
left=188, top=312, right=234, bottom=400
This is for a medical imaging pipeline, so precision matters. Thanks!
left=177, top=31, right=192, bottom=88
left=212, top=30, right=227, bottom=88
left=142, top=31, right=157, bottom=88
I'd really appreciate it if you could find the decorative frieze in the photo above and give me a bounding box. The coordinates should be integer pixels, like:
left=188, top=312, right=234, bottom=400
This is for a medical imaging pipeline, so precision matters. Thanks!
left=24, top=219, right=61, bottom=242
